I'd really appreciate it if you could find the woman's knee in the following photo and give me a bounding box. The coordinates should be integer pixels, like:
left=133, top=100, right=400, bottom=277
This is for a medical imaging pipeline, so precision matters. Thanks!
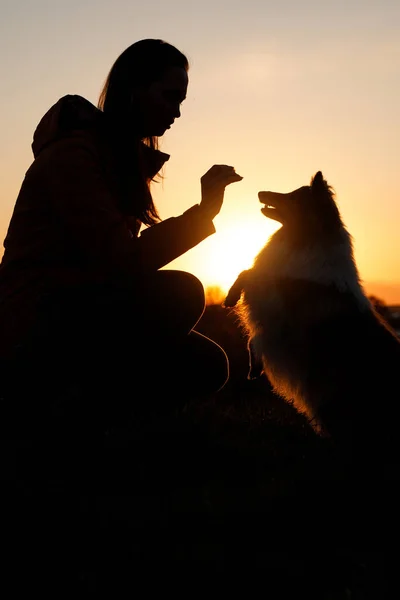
left=158, top=270, right=204, bottom=303
left=144, top=270, right=206, bottom=329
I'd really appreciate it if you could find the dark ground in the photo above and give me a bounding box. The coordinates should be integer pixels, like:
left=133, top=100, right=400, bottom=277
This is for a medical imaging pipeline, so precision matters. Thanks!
left=2, top=304, right=397, bottom=597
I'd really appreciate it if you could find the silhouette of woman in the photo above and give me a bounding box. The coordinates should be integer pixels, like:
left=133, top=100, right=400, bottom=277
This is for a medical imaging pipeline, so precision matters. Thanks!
left=0, top=39, right=242, bottom=435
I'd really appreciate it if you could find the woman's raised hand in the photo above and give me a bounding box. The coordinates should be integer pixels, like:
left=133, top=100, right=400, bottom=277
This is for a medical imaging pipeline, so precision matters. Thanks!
left=200, top=164, right=243, bottom=220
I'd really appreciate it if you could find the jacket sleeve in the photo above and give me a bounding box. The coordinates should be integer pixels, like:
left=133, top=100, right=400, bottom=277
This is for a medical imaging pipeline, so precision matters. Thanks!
left=137, top=205, right=215, bottom=270
left=43, top=135, right=215, bottom=280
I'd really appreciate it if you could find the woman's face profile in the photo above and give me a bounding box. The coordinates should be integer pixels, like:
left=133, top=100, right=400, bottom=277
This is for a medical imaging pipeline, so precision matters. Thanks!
left=134, top=66, right=188, bottom=137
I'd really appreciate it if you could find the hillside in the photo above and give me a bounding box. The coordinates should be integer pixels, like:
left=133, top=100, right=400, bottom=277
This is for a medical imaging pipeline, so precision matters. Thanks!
left=3, top=303, right=393, bottom=597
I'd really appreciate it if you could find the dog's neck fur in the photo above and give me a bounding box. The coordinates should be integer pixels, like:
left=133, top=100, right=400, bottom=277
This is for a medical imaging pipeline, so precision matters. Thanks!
left=253, top=226, right=371, bottom=309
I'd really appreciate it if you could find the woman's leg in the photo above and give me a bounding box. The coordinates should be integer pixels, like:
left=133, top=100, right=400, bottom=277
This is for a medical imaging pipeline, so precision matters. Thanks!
left=116, top=270, right=229, bottom=398
left=85, top=270, right=229, bottom=418
left=5, top=269, right=230, bottom=438
left=9, top=270, right=229, bottom=427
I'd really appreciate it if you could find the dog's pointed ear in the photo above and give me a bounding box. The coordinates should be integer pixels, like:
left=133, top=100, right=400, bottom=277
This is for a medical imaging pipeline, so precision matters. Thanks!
left=310, top=171, right=330, bottom=197
left=311, top=171, right=324, bottom=187
left=310, top=171, right=337, bottom=217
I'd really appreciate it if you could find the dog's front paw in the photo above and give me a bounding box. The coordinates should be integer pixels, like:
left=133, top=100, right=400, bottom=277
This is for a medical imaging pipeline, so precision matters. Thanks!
left=223, top=270, right=250, bottom=308
left=223, top=290, right=240, bottom=307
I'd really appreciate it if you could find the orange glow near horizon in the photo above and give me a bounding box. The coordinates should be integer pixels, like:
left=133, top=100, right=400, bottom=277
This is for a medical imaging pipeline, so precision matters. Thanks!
left=197, top=216, right=280, bottom=297
left=196, top=215, right=400, bottom=307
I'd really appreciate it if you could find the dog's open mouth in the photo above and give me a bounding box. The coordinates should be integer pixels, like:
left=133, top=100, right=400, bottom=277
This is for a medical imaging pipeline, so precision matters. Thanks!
left=263, top=204, right=277, bottom=213
left=261, top=205, right=281, bottom=221
left=258, top=191, right=284, bottom=222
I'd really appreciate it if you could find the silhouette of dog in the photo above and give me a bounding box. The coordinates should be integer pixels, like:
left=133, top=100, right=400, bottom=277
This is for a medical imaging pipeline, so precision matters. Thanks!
left=224, top=171, right=400, bottom=464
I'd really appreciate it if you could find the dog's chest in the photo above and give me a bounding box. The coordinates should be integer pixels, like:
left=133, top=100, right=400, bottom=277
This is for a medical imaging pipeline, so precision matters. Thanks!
left=243, top=280, right=294, bottom=341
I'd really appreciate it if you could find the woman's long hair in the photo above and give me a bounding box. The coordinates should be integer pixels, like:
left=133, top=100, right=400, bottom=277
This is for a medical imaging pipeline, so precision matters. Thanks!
left=98, top=39, right=189, bottom=225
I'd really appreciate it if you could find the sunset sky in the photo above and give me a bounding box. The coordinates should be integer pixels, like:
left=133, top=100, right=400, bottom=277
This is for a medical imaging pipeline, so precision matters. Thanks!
left=1, top=0, right=400, bottom=302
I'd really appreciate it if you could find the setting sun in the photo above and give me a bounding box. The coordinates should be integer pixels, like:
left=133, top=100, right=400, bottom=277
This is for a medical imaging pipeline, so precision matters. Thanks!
left=197, top=216, right=280, bottom=296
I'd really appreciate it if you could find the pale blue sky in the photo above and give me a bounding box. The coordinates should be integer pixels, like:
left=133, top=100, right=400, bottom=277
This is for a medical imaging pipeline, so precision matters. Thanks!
left=1, top=0, right=400, bottom=300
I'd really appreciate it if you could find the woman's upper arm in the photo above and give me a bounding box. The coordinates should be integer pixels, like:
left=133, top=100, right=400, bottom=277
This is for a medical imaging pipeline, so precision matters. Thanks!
left=45, top=137, right=141, bottom=277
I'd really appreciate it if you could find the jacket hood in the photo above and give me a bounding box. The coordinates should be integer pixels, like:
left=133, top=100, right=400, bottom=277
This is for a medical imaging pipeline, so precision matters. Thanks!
left=32, top=94, right=170, bottom=177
